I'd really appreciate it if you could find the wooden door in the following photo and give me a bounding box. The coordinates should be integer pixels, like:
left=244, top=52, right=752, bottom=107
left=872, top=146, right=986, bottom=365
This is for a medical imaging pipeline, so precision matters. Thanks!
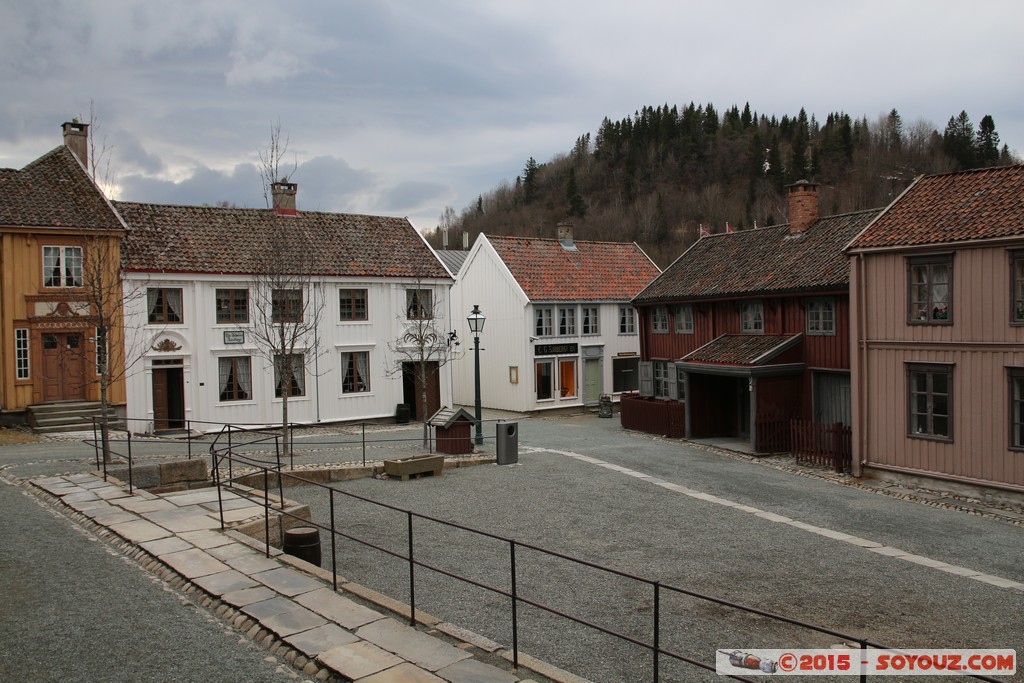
left=584, top=359, right=602, bottom=405
left=152, top=366, right=185, bottom=431
left=41, top=332, right=86, bottom=402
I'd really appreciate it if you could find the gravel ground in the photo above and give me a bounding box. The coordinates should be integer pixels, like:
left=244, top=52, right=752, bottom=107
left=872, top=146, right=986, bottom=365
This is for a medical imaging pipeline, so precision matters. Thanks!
left=285, top=415, right=1024, bottom=683
left=0, top=479, right=313, bottom=683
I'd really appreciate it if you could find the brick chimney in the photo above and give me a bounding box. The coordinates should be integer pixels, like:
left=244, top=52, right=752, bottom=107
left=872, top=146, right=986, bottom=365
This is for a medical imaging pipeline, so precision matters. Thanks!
left=786, top=180, right=819, bottom=235
left=557, top=220, right=575, bottom=250
left=62, top=121, right=89, bottom=169
left=271, top=181, right=298, bottom=216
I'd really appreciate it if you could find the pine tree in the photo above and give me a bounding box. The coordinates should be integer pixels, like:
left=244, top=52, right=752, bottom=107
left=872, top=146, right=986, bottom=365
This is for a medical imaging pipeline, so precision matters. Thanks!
left=976, top=115, right=1001, bottom=167
left=943, top=111, right=976, bottom=169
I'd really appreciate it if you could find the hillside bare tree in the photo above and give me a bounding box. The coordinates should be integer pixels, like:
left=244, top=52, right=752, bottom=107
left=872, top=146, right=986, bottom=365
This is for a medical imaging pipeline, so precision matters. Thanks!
left=386, top=283, right=459, bottom=448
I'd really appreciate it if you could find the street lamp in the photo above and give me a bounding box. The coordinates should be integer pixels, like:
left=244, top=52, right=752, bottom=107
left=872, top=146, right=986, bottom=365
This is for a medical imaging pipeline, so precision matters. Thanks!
left=467, top=304, right=486, bottom=445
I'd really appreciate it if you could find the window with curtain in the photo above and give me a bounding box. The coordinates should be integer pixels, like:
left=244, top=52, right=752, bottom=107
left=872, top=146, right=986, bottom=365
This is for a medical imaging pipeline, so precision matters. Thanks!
left=148, top=288, right=183, bottom=324
left=908, top=255, right=952, bottom=323
left=674, top=305, right=694, bottom=334
left=806, top=298, right=836, bottom=335
left=272, top=289, right=303, bottom=323
left=274, top=354, right=305, bottom=397
left=619, top=306, right=636, bottom=334
left=581, top=306, right=600, bottom=335
left=406, top=289, right=433, bottom=320
left=342, top=351, right=370, bottom=393
left=558, top=306, right=576, bottom=336
left=740, top=301, right=764, bottom=334
left=218, top=356, right=252, bottom=401
left=652, top=306, right=669, bottom=333
left=535, top=307, right=553, bottom=337
left=42, top=246, right=83, bottom=288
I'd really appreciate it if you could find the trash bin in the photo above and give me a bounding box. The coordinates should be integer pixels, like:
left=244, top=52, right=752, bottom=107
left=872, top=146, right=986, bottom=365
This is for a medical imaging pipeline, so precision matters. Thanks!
left=496, top=422, right=518, bottom=465
left=395, top=403, right=410, bottom=424
left=283, top=526, right=321, bottom=567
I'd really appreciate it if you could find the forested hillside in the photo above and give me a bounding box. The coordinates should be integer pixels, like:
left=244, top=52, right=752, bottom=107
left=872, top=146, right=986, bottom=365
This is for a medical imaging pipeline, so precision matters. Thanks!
left=430, top=104, right=1017, bottom=268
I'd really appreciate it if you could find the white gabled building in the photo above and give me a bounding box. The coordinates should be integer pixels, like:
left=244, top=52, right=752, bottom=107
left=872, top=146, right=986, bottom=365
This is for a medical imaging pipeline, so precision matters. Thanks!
left=117, top=183, right=454, bottom=433
left=450, top=225, right=661, bottom=414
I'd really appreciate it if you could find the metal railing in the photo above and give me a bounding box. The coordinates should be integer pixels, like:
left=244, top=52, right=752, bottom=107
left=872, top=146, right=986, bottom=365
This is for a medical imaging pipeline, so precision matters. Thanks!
left=207, top=442, right=1008, bottom=683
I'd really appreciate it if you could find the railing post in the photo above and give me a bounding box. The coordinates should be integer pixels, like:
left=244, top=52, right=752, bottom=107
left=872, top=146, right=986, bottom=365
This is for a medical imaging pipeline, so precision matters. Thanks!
left=330, top=488, right=338, bottom=592
left=187, top=419, right=192, bottom=460
left=653, top=581, right=660, bottom=683
left=92, top=417, right=100, bottom=472
left=362, top=423, right=366, bottom=466
left=407, top=511, right=416, bottom=627
left=263, top=468, right=271, bottom=558
left=510, top=540, right=519, bottom=670
left=127, top=431, right=133, bottom=494
left=214, top=451, right=226, bottom=530
left=228, top=426, right=234, bottom=483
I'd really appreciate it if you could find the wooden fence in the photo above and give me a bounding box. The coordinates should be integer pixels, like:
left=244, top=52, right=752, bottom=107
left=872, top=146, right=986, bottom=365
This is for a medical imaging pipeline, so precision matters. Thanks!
left=619, top=394, right=686, bottom=438
left=790, top=419, right=852, bottom=473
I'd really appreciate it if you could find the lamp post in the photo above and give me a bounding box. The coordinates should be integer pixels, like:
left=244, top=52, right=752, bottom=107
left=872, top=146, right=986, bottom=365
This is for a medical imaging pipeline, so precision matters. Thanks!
left=467, top=304, right=486, bottom=445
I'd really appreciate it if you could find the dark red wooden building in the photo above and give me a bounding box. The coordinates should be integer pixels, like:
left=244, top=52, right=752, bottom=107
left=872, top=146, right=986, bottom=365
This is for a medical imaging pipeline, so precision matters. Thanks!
left=627, top=182, right=880, bottom=453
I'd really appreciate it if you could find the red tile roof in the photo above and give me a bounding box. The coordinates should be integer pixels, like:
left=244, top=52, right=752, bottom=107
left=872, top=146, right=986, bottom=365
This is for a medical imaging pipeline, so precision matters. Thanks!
left=0, top=147, right=124, bottom=232
left=486, top=235, right=661, bottom=301
left=117, top=202, right=450, bottom=279
left=681, top=334, right=802, bottom=366
left=635, top=209, right=879, bottom=304
left=847, top=164, right=1024, bottom=250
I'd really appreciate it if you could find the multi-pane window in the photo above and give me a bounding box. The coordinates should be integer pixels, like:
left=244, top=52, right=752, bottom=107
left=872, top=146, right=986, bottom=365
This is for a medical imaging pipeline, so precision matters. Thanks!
left=535, top=307, right=554, bottom=337
left=619, top=306, right=636, bottom=334
left=674, top=305, right=694, bottom=334
left=581, top=306, right=600, bottom=335
left=43, top=246, right=83, bottom=288
left=535, top=359, right=554, bottom=400
left=340, top=289, right=368, bottom=321
left=612, top=357, right=638, bottom=393
left=274, top=354, right=305, bottom=397
left=558, top=307, right=576, bottom=336
left=341, top=351, right=370, bottom=393
left=1010, top=368, right=1024, bottom=449
left=806, top=298, right=836, bottom=336
left=272, top=289, right=303, bottom=323
left=216, top=289, right=249, bottom=324
left=740, top=301, right=764, bottom=334
left=148, top=288, right=183, bottom=324
left=218, top=356, right=252, bottom=401
left=676, top=365, right=687, bottom=401
left=15, top=329, right=29, bottom=380
left=908, top=363, right=952, bottom=440
left=652, top=307, right=669, bottom=333
left=909, top=255, right=951, bottom=323
left=1012, top=252, right=1024, bottom=322
left=653, top=361, right=671, bottom=398
left=406, top=289, right=433, bottom=320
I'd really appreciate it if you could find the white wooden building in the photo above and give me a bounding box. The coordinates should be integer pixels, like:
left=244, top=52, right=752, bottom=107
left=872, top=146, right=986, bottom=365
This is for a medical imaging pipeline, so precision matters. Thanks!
left=117, top=184, right=454, bottom=433
left=449, top=226, right=661, bottom=414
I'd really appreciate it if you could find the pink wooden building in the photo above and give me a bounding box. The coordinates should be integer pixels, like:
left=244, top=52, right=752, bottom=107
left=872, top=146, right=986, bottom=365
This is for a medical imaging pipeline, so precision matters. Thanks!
left=847, top=164, right=1024, bottom=495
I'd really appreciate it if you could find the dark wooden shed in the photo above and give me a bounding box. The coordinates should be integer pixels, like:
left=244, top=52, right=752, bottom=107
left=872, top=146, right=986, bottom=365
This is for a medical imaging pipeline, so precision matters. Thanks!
left=429, top=407, right=476, bottom=455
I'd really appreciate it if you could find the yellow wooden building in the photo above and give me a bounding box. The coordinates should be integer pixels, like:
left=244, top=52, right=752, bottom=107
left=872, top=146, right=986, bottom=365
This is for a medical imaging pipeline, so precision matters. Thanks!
left=0, top=122, right=127, bottom=427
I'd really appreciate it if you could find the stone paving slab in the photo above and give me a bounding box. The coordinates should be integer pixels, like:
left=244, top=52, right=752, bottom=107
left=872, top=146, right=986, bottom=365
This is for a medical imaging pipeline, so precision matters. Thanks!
left=296, top=588, right=384, bottom=629
left=201, top=497, right=256, bottom=512
left=178, top=529, right=234, bottom=549
left=191, top=569, right=261, bottom=597
left=222, top=585, right=278, bottom=608
left=356, top=618, right=472, bottom=672
left=142, top=508, right=221, bottom=533
left=242, top=596, right=302, bottom=621
left=115, top=497, right=177, bottom=514
left=251, top=567, right=323, bottom=597
left=61, top=490, right=100, bottom=503
left=259, top=603, right=329, bottom=638
left=318, top=640, right=404, bottom=680
left=435, top=658, right=521, bottom=683
left=160, top=548, right=231, bottom=579
left=109, top=518, right=173, bottom=543
left=283, top=623, right=359, bottom=657
left=218, top=507, right=265, bottom=523
left=84, top=509, right=137, bottom=526
left=93, top=486, right=131, bottom=500
left=163, top=489, right=235, bottom=506
left=207, top=542, right=260, bottom=562
left=225, top=551, right=280, bottom=575
left=140, top=536, right=194, bottom=557
left=67, top=498, right=111, bottom=512
left=358, top=662, right=446, bottom=682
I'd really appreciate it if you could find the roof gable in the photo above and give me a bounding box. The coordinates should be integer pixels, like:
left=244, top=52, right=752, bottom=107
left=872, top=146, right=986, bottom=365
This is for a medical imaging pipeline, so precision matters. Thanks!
left=117, top=202, right=451, bottom=279
left=486, top=235, right=661, bottom=301
left=635, top=209, right=880, bottom=303
left=0, top=147, right=124, bottom=232
left=847, top=164, right=1024, bottom=250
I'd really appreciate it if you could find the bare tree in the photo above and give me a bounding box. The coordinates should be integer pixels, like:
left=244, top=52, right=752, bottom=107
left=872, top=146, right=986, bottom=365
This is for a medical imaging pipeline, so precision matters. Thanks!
left=246, top=122, right=323, bottom=455
left=258, top=118, right=297, bottom=207
left=385, top=283, right=459, bottom=448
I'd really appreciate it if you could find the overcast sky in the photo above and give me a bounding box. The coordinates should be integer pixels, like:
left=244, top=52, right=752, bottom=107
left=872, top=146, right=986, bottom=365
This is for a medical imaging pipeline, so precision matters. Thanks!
left=2, top=1, right=1022, bottom=232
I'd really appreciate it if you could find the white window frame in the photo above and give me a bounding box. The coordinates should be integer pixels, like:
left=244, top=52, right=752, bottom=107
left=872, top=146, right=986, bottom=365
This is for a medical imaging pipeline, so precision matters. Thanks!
left=806, top=297, right=836, bottom=336
left=675, top=305, right=694, bottom=334
left=215, top=288, right=249, bottom=324
left=42, top=245, right=83, bottom=288
left=274, top=353, right=306, bottom=398
left=581, top=306, right=600, bottom=335
left=218, top=356, right=253, bottom=402
left=619, top=306, right=636, bottom=335
left=340, top=288, right=369, bottom=322
left=652, top=306, right=669, bottom=334
left=535, top=306, right=554, bottom=337
left=341, top=350, right=371, bottom=394
left=535, top=358, right=554, bottom=400
left=15, top=328, right=29, bottom=380
left=558, top=306, right=576, bottom=336
left=740, top=301, right=764, bottom=334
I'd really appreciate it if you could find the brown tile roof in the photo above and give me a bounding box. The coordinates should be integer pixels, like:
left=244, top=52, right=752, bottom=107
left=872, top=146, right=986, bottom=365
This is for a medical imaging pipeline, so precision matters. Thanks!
left=486, top=235, right=661, bottom=301
left=681, top=334, right=802, bottom=365
left=634, top=209, right=880, bottom=304
left=117, top=202, right=451, bottom=279
left=0, top=147, right=124, bottom=232
left=847, top=164, right=1024, bottom=250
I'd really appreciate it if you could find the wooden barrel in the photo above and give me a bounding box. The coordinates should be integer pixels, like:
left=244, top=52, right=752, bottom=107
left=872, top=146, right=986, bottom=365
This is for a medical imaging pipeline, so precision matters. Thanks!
left=283, top=526, right=321, bottom=567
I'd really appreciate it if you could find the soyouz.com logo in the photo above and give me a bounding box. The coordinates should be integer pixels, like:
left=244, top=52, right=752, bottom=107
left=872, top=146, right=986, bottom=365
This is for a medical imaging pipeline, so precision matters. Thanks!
left=716, top=649, right=1016, bottom=676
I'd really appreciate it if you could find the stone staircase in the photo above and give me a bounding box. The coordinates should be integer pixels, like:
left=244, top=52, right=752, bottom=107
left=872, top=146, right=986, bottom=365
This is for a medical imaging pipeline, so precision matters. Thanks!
left=26, top=402, right=123, bottom=434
